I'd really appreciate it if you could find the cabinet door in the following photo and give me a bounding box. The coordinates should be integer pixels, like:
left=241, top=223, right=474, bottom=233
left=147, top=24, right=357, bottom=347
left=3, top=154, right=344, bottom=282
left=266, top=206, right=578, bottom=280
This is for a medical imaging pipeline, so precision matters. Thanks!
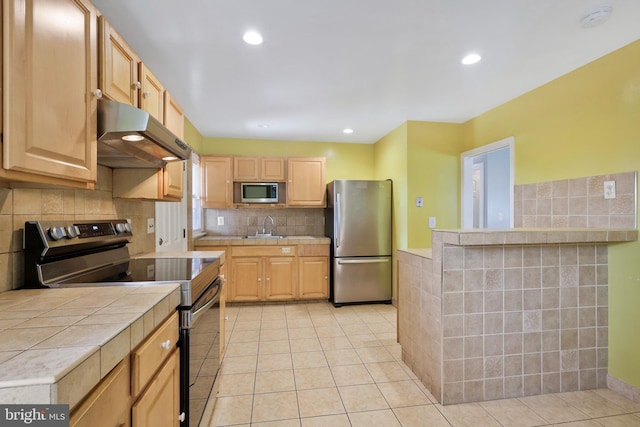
left=132, top=349, right=180, bottom=427
left=261, top=158, right=286, bottom=181
left=264, top=257, right=296, bottom=300
left=99, top=16, right=139, bottom=106
left=163, top=161, right=184, bottom=200
left=286, top=158, right=326, bottom=207
left=139, top=64, right=164, bottom=122
left=3, top=0, right=97, bottom=183
left=202, top=156, right=232, bottom=208
left=230, top=257, right=262, bottom=302
left=163, top=91, right=184, bottom=138
left=299, top=257, right=329, bottom=299
left=233, top=157, right=259, bottom=181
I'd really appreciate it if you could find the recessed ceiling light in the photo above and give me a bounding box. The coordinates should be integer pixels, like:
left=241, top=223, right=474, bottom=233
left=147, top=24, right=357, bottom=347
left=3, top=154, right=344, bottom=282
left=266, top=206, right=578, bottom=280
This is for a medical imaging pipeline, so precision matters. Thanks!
left=243, top=31, right=263, bottom=45
left=343, top=128, right=354, bottom=134
left=461, top=53, right=482, bottom=65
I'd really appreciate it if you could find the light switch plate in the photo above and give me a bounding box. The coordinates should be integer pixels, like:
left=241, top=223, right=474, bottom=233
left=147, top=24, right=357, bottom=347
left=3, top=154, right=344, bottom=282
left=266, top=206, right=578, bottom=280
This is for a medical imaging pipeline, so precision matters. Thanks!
left=429, top=217, right=436, bottom=228
left=217, top=216, right=224, bottom=226
left=146, top=218, right=155, bottom=233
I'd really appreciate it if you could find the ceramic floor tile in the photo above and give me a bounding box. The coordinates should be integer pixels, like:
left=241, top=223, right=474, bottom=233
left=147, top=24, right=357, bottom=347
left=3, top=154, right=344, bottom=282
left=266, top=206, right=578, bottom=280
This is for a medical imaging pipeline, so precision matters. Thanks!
left=252, top=419, right=301, bottom=427
left=324, top=348, right=362, bottom=366
left=591, top=389, right=640, bottom=413
left=209, top=395, right=253, bottom=426
left=479, top=398, right=549, bottom=427
left=594, top=414, right=640, bottom=427
left=377, top=380, right=432, bottom=408
left=292, top=351, right=328, bottom=369
left=557, top=390, right=628, bottom=418
left=287, top=327, right=317, bottom=340
left=551, top=421, right=603, bottom=427
left=251, top=391, right=299, bottom=423
left=340, top=323, right=371, bottom=335
left=220, top=355, right=257, bottom=375
left=365, top=361, right=412, bottom=383
left=355, top=346, right=395, bottom=363
left=348, top=333, right=383, bottom=348
left=216, top=372, right=255, bottom=397
left=318, top=335, right=353, bottom=350
left=518, top=393, right=590, bottom=424
left=294, top=366, right=336, bottom=390
left=315, top=325, right=347, bottom=338
left=229, top=330, right=260, bottom=343
left=254, top=369, right=296, bottom=393
left=257, top=353, right=293, bottom=372
left=297, top=387, right=345, bottom=418
left=232, top=320, right=261, bottom=331
left=258, top=339, right=290, bottom=355
left=393, top=405, right=452, bottom=427
left=437, top=402, right=502, bottom=427
left=259, top=328, right=289, bottom=342
left=338, top=383, right=389, bottom=412
left=290, top=337, right=323, bottom=353
left=300, top=413, right=351, bottom=427
left=347, top=409, right=401, bottom=427
left=330, top=364, right=374, bottom=386
left=224, top=341, right=259, bottom=357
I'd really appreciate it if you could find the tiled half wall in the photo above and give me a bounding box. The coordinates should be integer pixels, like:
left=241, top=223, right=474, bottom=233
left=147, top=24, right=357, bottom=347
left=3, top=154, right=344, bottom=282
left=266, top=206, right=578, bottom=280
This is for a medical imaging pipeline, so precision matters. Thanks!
left=514, top=171, right=637, bottom=228
left=399, top=241, right=609, bottom=405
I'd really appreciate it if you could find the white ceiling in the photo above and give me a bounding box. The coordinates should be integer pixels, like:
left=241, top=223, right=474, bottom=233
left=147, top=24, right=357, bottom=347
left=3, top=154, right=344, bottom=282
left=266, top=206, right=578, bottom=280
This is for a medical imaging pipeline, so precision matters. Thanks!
left=91, top=0, right=640, bottom=144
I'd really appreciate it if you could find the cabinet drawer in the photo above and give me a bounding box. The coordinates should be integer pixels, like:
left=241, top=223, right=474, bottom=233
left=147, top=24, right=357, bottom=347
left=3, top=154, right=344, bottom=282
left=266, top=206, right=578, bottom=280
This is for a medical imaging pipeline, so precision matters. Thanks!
left=70, top=357, right=131, bottom=427
left=131, top=311, right=179, bottom=397
left=297, top=244, right=329, bottom=257
left=232, top=246, right=296, bottom=257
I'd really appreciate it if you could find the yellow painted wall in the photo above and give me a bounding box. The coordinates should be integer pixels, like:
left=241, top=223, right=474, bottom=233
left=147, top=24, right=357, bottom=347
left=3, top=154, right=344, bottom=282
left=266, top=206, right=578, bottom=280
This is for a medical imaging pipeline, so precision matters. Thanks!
left=462, top=39, right=640, bottom=389
left=184, top=117, right=203, bottom=153
left=406, top=121, right=463, bottom=248
left=200, top=137, right=375, bottom=182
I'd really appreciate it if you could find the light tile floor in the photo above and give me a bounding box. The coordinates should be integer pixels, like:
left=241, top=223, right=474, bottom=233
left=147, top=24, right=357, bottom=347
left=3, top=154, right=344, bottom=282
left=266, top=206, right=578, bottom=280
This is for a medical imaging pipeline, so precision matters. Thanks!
left=203, top=302, right=640, bottom=427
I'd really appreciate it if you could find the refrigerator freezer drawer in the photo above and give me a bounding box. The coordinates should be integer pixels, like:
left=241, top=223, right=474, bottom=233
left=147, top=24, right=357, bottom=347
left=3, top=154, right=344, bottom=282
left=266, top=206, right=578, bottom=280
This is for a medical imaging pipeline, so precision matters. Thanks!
left=332, top=256, right=391, bottom=305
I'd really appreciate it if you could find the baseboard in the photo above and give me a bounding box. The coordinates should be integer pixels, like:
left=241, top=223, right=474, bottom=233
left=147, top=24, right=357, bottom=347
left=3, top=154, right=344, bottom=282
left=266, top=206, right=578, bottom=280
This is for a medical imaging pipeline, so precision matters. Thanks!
left=607, top=374, right=640, bottom=403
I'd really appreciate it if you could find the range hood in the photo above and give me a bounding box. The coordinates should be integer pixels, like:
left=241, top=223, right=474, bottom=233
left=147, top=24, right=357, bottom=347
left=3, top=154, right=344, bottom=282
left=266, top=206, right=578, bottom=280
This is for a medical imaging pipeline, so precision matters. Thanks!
left=97, top=98, right=191, bottom=168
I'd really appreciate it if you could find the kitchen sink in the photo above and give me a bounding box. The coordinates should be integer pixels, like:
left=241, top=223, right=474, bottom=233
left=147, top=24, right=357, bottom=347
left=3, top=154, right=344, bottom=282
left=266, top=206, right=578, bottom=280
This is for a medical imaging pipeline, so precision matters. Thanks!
left=244, top=234, right=284, bottom=239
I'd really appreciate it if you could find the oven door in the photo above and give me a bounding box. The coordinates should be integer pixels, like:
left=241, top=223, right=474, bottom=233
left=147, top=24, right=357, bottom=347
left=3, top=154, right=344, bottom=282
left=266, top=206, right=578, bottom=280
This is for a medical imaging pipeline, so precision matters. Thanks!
left=184, top=277, right=222, bottom=427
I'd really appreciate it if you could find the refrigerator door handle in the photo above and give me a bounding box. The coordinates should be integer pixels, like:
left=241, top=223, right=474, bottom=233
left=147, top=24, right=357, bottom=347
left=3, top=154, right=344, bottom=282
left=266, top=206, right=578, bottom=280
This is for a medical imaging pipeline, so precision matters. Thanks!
left=337, top=259, right=390, bottom=265
left=336, top=192, right=341, bottom=248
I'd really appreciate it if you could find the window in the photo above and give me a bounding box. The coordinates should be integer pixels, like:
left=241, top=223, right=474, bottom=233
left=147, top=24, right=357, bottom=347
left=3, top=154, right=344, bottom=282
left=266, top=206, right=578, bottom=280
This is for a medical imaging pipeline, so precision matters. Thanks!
left=192, top=153, right=204, bottom=233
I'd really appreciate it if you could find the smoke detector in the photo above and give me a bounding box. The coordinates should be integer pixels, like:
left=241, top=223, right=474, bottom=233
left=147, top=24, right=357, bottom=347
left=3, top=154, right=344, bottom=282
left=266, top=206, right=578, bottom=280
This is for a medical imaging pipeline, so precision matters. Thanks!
left=580, top=6, right=613, bottom=28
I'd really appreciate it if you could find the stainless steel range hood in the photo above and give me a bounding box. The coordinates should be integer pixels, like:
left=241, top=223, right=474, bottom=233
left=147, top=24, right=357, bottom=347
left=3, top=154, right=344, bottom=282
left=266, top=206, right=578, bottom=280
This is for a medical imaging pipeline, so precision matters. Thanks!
left=97, top=98, right=191, bottom=168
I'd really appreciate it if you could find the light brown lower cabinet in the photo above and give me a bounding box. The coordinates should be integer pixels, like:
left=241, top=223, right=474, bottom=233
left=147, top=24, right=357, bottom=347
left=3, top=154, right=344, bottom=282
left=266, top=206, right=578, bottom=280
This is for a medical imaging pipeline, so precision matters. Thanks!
left=131, top=349, right=180, bottom=427
left=69, top=357, right=131, bottom=427
left=298, top=256, right=329, bottom=299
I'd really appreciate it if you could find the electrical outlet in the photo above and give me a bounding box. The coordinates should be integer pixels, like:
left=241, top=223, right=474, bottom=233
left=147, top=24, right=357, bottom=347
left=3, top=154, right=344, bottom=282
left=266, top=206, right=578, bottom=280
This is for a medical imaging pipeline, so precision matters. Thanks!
left=416, top=197, right=423, bottom=207
left=217, top=216, right=224, bottom=226
left=604, top=180, right=616, bottom=199
left=146, top=218, right=155, bottom=233
left=429, top=217, right=436, bottom=228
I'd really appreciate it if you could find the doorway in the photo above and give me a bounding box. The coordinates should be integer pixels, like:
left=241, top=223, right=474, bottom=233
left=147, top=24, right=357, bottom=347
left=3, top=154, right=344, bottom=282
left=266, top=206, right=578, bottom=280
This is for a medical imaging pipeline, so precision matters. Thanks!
left=461, top=137, right=514, bottom=229
left=156, top=163, right=188, bottom=252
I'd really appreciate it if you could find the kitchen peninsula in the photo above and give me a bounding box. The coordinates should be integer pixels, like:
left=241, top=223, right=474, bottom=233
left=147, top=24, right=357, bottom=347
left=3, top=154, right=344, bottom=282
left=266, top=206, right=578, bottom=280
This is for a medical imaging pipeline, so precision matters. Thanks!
left=398, top=228, right=637, bottom=405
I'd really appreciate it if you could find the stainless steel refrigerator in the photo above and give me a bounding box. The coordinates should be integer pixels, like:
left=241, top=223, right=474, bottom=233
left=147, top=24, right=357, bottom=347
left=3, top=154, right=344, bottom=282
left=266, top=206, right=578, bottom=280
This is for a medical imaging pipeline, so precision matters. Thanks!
left=325, top=180, right=392, bottom=306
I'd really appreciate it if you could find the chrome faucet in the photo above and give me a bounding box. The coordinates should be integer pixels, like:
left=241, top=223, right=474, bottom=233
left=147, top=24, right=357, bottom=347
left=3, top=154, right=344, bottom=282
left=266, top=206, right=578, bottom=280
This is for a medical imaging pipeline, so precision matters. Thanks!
left=262, top=215, right=275, bottom=235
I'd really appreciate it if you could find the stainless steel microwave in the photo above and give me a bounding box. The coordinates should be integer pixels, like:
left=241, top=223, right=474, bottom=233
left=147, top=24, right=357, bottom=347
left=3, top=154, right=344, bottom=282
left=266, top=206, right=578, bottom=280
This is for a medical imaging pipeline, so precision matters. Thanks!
left=241, top=183, right=278, bottom=203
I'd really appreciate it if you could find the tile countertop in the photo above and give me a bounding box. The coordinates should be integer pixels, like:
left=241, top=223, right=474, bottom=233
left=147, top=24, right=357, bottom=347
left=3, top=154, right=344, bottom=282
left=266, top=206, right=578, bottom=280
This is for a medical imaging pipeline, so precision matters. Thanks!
left=135, top=250, right=226, bottom=264
left=434, top=227, right=638, bottom=245
left=0, top=284, right=181, bottom=408
left=194, top=235, right=331, bottom=246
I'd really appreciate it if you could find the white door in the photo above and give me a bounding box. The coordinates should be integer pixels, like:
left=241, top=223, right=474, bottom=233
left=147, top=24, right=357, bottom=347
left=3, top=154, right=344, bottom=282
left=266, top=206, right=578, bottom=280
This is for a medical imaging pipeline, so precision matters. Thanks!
left=156, top=166, right=188, bottom=252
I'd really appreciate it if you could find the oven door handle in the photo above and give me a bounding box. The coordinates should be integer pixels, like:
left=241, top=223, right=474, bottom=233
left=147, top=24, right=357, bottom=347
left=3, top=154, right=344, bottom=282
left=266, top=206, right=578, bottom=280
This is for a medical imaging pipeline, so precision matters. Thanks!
left=191, top=280, right=222, bottom=325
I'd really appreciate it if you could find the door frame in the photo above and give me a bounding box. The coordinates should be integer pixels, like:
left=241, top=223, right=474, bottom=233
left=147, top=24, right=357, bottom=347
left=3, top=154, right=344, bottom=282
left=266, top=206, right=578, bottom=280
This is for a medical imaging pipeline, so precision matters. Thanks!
left=461, top=136, right=515, bottom=229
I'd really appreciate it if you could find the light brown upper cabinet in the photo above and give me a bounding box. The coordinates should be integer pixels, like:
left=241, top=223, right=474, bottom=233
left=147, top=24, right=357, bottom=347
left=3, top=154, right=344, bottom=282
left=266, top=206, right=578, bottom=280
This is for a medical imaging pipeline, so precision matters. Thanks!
left=202, top=156, right=233, bottom=208
left=162, top=92, right=186, bottom=200
left=286, top=157, right=326, bottom=207
left=233, top=157, right=286, bottom=182
left=139, top=64, right=164, bottom=122
left=1, top=0, right=98, bottom=188
left=99, top=16, right=140, bottom=106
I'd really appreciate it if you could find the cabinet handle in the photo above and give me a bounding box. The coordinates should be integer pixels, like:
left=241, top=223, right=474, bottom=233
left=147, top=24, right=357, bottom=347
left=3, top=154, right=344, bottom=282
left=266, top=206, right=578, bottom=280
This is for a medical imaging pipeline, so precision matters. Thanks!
left=161, top=339, right=171, bottom=350
left=135, top=81, right=141, bottom=89
left=92, top=89, right=103, bottom=99
left=257, top=278, right=261, bottom=282
left=143, top=90, right=151, bottom=98
left=266, top=277, right=270, bottom=281
left=178, top=412, right=186, bottom=422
